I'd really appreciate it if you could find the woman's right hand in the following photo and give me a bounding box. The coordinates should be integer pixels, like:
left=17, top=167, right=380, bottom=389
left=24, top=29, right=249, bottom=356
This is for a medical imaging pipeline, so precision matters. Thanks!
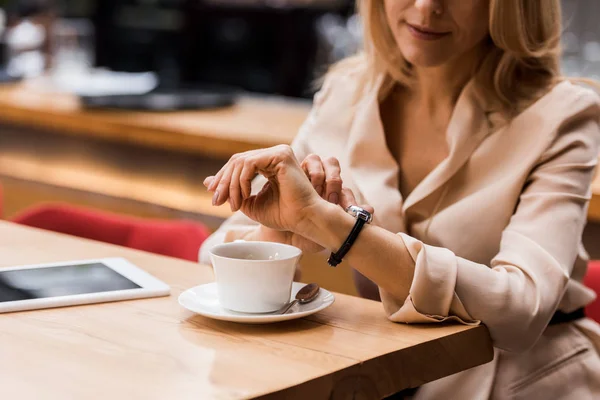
left=253, top=154, right=344, bottom=253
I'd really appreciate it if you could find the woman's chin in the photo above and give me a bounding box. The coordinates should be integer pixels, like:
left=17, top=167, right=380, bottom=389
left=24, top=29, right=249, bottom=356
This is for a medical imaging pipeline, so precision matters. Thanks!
left=401, top=51, right=451, bottom=68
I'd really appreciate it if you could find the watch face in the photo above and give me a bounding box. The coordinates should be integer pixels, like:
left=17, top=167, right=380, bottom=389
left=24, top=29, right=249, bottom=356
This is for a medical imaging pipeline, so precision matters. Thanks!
left=346, top=205, right=372, bottom=224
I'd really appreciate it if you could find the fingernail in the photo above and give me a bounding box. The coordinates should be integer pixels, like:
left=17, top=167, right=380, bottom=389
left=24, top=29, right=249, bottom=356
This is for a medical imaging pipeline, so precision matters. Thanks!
left=329, top=193, right=339, bottom=204
left=212, top=191, right=219, bottom=206
left=316, top=185, right=323, bottom=196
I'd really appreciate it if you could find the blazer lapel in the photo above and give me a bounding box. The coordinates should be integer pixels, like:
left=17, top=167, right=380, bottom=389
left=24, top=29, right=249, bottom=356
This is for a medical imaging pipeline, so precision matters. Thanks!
left=402, top=80, right=495, bottom=213
left=345, top=76, right=498, bottom=232
left=346, top=76, right=406, bottom=233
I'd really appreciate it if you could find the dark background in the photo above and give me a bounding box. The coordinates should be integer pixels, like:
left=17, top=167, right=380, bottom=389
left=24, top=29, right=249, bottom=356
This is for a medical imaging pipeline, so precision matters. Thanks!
left=55, top=0, right=354, bottom=98
left=13, top=0, right=600, bottom=98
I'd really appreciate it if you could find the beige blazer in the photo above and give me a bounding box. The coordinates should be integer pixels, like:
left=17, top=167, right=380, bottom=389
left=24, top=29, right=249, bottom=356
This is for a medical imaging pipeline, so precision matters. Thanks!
left=200, top=64, right=600, bottom=399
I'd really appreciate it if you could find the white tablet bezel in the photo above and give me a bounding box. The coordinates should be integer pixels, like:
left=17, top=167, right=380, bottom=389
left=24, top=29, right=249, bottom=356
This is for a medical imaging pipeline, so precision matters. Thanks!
left=0, top=257, right=170, bottom=313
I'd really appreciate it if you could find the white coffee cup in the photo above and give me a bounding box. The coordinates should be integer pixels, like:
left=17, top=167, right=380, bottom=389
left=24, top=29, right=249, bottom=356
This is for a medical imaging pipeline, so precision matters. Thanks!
left=209, top=241, right=302, bottom=313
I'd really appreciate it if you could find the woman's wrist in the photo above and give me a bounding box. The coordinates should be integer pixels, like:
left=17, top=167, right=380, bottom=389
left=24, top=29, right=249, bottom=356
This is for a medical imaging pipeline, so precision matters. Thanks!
left=297, top=200, right=356, bottom=252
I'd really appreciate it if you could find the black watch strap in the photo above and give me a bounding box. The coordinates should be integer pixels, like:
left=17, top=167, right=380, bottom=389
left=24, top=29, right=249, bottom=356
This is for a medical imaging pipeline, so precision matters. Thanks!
left=327, top=218, right=367, bottom=267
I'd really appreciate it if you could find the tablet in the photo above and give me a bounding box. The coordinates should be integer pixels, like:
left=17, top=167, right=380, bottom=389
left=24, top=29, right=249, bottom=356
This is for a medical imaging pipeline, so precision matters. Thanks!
left=0, top=257, right=170, bottom=313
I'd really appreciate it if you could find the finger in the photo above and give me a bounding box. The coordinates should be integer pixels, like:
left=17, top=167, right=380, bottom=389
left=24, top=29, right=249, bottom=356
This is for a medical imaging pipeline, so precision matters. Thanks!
left=360, top=204, right=375, bottom=215
left=340, top=188, right=375, bottom=215
left=240, top=170, right=253, bottom=199
left=239, top=181, right=272, bottom=222
left=241, top=145, right=297, bottom=183
left=301, top=154, right=325, bottom=196
left=240, top=156, right=259, bottom=198
left=203, top=176, right=214, bottom=188
left=340, top=187, right=358, bottom=209
left=228, top=162, right=244, bottom=212
left=323, top=157, right=342, bottom=205
left=213, top=162, right=236, bottom=206
left=238, top=144, right=303, bottom=203
left=209, top=152, right=243, bottom=191
left=209, top=165, right=226, bottom=192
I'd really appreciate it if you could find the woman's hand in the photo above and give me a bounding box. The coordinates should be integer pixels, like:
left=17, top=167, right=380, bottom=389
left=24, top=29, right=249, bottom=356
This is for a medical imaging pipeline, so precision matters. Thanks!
left=205, top=147, right=373, bottom=252
left=255, top=154, right=348, bottom=252
left=204, top=145, right=322, bottom=233
left=263, top=153, right=345, bottom=252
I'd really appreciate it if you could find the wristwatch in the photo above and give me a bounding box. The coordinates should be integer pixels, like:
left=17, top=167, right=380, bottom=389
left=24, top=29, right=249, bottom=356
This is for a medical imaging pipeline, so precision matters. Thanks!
left=327, top=205, right=373, bottom=267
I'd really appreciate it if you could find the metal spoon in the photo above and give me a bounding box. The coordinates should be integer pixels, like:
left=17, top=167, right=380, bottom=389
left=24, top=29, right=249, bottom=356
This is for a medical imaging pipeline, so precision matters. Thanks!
left=276, top=283, right=320, bottom=315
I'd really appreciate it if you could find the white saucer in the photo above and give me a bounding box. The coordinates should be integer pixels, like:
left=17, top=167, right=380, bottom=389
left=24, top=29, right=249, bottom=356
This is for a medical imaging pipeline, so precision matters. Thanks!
left=178, top=282, right=335, bottom=324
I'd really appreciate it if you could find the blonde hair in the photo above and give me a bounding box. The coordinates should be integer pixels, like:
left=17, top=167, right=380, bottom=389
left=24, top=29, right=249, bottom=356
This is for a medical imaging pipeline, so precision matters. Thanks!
left=336, top=0, right=567, bottom=115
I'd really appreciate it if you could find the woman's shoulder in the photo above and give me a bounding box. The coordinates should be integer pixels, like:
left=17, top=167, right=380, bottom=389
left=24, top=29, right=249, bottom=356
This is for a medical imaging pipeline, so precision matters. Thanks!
left=521, top=80, right=600, bottom=162
left=293, top=56, right=374, bottom=156
left=527, top=80, right=600, bottom=121
left=507, top=80, right=600, bottom=146
left=321, top=54, right=371, bottom=86
left=553, top=79, right=599, bottom=105
left=314, top=54, right=374, bottom=108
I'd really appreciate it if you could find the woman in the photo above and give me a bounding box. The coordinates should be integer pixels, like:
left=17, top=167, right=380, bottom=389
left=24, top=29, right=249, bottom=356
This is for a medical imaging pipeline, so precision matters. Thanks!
left=200, top=0, right=600, bottom=398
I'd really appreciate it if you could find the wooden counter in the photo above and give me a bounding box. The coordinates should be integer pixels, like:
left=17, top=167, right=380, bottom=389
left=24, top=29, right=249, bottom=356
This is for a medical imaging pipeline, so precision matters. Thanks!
left=0, top=84, right=310, bottom=159
left=0, top=221, right=494, bottom=399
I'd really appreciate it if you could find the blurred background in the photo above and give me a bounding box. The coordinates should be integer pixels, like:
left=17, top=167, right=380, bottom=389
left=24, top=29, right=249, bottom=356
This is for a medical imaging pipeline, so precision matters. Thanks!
left=562, top=0, right=600, bottom=80
left=0, top=0, right=598, bottom=296
left=0, top=0, right=596, bottom=97
left=0, top=0, right=361, bottom=98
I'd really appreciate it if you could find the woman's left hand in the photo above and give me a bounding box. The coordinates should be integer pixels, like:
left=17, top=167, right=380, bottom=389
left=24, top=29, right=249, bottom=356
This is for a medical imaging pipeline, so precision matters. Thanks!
left=203, top=145, right=322, bottom=233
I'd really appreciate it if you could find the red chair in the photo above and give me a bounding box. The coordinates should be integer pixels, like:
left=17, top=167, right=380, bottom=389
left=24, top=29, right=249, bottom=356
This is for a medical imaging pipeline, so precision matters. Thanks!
left=11, top=204, right=211, bottom=262
left=585, top=261, right=600, bottom=323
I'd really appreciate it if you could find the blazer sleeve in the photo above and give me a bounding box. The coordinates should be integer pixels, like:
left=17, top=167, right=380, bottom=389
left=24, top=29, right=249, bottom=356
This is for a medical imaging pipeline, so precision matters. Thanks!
left=381, top=91, right=600, bottom=352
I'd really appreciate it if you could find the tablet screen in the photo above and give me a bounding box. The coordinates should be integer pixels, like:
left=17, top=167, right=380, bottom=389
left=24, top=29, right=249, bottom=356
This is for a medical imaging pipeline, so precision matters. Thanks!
left=0, top=263, right=141, bottom=303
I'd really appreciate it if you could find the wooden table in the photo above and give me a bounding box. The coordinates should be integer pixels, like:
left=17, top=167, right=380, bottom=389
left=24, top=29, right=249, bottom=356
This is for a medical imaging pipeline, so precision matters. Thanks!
left=0, top=222, right=494, bottom=399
